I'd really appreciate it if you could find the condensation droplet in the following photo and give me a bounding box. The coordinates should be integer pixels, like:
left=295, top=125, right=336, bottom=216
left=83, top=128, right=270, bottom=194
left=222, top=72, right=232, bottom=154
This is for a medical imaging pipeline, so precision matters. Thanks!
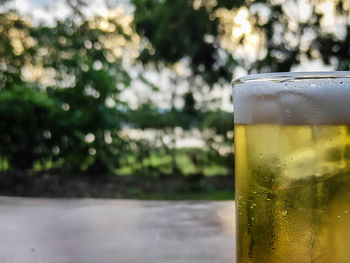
left=345, top=210, right=348, bottom=214
left=338, top=215, right=341, bottom=218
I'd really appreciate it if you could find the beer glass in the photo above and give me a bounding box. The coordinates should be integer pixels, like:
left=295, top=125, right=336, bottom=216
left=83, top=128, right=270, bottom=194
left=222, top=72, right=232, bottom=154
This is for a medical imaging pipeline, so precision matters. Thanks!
left=233, top=72, right=350, bottom=263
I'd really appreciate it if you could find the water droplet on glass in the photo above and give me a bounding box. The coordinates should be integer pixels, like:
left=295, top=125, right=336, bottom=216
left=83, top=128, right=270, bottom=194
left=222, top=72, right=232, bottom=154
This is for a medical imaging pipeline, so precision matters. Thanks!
left=345, top=210, right=348, bottom=214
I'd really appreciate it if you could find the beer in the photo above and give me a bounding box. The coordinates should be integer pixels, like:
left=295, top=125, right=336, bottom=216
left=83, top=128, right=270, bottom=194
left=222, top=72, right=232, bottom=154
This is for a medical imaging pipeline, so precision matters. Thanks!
left=233, top=72, right=350, bottom=262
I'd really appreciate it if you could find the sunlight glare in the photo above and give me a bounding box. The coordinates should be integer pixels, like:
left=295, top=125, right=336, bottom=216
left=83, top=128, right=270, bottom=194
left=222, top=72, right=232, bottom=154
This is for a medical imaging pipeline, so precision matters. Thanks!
left=233, top=7, right=251, bottom=37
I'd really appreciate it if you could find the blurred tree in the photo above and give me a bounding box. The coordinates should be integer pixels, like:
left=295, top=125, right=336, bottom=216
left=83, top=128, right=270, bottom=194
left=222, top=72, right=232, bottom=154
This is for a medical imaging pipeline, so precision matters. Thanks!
left=0, top=4, right=134, bottom=173
left=0, top=11, right=35, bottom=89
left=29, top=12, right=133, bottom=173
left=235, top=0, right=350, bottom=72
left=132, top=0, right=350, bottom=73
left=0, top=86, right=62, bottom=169
left=183, top=91, right=196, bottom=117
left=131, top=0, right=239, bottom=86
left=312, top=1, right=350, bottom=70
left=128, top=102, right=183, bottom=177
left=8, top=0, right=350, bottom=180
left=128, top=102, right=168, bottom=129
left=203, top=110, right=234, bottom=176
left=129, top=0, right=243, bottom=178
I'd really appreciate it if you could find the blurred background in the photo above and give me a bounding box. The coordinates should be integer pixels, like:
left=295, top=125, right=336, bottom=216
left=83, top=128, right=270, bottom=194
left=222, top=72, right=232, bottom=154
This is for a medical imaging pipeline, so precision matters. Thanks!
left=0, top=0, right=348, bottom=200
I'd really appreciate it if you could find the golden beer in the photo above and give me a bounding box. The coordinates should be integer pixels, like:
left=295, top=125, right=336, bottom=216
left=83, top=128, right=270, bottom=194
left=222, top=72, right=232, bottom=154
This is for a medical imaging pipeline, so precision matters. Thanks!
left=233, top=72, right=350, bottom=263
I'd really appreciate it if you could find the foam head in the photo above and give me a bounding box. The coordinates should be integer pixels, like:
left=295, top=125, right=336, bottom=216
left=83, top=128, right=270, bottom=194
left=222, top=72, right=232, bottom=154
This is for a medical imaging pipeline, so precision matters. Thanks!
left=232, top=72, right=350, bottom=125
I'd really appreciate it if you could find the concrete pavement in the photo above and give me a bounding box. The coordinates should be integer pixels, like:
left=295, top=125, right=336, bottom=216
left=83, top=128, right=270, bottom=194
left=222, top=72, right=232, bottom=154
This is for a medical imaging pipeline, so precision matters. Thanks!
left=0, top=196, right=235, bottom=263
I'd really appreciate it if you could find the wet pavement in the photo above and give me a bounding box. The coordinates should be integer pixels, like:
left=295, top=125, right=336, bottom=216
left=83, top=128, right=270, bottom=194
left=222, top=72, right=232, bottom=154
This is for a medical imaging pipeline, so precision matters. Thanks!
left=0, top=196, right=236, bottom=263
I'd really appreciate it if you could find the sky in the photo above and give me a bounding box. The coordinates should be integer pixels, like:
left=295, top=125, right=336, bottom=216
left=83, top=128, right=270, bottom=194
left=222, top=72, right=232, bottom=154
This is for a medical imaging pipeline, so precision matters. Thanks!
left=11, top=0, right=70, bottom=23
left=11, top=0, right=131, bottom=25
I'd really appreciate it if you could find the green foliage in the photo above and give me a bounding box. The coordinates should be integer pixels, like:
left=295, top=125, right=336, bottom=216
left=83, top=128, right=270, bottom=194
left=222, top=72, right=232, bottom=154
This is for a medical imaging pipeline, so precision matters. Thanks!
left=35, top=16, right=132, bottom=173
left=131, top=0, right=237, bottom=85
left=0, top=12, right=34, bottom=88
left=127, top=102, right=167, bottom=129
left=204, top=110, right=233, bottom=136
left=8, top=0, right=350, bottom=182
left=128, top=100, right=203, bottom=130
left=202, top=110, right=234, bottom=176
left=133, top=0, right=217, bottom=64
left=244, top=0, right=350, bottom=72
left=0, top=8, right=132, bottom=173
left=133, top=0, right=350, bottom=74
left=0, top=86, right=61, bottom=169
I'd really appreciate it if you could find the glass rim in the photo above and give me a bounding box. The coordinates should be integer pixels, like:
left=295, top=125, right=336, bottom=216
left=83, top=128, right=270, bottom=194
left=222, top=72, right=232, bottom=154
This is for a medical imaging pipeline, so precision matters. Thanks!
left=232, top=71, right=350, bottom=86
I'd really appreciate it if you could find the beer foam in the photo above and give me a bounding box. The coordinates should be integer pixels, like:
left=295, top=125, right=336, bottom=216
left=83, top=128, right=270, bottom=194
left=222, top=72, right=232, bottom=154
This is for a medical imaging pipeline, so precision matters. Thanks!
left=233, top=72, right=350, bottom=124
